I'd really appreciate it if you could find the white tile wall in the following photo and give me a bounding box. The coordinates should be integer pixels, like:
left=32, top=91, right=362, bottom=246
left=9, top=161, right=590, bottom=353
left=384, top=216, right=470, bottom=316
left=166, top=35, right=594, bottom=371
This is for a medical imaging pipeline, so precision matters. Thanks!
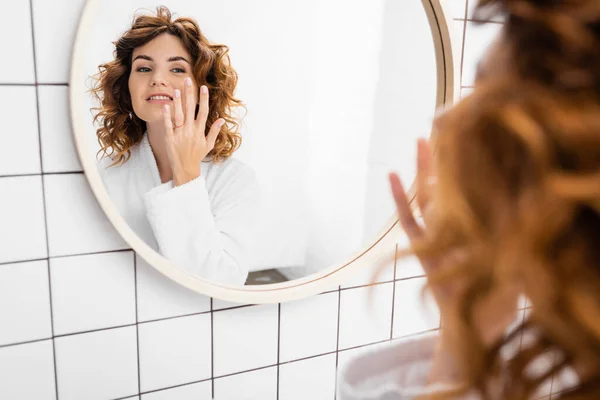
left=0, top=86, right=41, bottom=175
left=0, top=260, right=52, bottom=345
left=0, top=340, right=56, bottom=400
left=279, top=354, right=337, bottom=400
left=141, top=381, right=212, bottom=400
left=138, top=314, right=211, bottom=392
left=44, top=174, right=129, bottom=257
left=0, top=1, right=562, bottom=399
left=213, top=304, right=278, bottom=376
left=0, top=1, right=35, bottom=84
left=50, top=251, right=136, bottom=335
left=38, top=86, right=82, bottom=173
left=213, top=367, right=277, bottom=400
left=0, top=176, right=48, bottom=263
left=54, top=326, right=138, bottom=400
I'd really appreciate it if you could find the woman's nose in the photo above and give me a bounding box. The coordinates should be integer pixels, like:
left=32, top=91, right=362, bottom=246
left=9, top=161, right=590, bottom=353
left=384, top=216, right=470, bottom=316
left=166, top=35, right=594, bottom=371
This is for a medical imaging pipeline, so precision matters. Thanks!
left=150, top=72, right=168, bottom=87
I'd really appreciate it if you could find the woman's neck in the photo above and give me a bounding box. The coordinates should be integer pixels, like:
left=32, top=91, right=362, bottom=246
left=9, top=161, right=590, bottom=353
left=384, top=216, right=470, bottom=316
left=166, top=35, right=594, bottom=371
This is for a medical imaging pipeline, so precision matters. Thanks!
left=146, top=122, right=173, bottom=183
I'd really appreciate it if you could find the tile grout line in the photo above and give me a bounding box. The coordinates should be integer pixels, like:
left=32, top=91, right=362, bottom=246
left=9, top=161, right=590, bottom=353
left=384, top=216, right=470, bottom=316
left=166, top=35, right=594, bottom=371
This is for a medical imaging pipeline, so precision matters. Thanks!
left=133, top=253, right=141, bottom=396
left=27, top=0, right=59, bottom=399
left=333, top=285, right=341, bottom=400
left=390, top=244, right=399, bottom=340
left=210, top=298, right=215, bottom=399
left=276, top=303, right=281, bottom=400
left=460, top=0, right=469, bottom=89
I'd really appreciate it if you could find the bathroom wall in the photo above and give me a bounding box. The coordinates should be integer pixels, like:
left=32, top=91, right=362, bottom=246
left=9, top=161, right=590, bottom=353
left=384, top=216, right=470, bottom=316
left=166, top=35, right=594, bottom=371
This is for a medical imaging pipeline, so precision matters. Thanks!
left=0, top=1, right=562, bottom=399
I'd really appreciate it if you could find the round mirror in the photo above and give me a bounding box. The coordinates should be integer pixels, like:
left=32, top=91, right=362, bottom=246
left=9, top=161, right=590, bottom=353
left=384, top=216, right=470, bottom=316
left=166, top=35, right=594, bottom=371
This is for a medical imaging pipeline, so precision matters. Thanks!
left=69, top=0, right=454, bottom=302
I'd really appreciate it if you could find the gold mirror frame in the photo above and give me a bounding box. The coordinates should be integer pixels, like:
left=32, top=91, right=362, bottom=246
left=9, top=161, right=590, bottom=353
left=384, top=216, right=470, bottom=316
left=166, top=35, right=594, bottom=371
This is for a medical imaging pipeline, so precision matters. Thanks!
left=68, top=0, right=456, bottom=304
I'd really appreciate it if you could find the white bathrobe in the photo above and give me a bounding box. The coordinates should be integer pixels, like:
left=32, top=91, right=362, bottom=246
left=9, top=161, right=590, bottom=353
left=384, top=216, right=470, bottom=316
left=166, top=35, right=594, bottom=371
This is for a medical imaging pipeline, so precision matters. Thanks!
left=98, top=133, right=261, bottom=286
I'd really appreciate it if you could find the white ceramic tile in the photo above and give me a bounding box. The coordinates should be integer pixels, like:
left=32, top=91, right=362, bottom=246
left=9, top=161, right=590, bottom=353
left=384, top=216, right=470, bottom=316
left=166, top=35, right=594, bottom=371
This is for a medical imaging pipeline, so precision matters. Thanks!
left=447, top=0, right=467, bottom=19
left=0, top=86, right=41, bottom=175
left=462, top=21, right=503, bottom=86
left=0, top=2, right=35, bottom=83
left=213, top=304, right=278, bottom=376
left=50, top=251, right=136, bottom=335
left=138, top=314, right=211, bottom=393
left=214, top=367, right=277, bottom=400
left=44, top=173, right=129, bottom=257
left=141, top=381, right=211, bottom=400
left=0, top=176, right=47, bottom=263
left=0, top=340, right=56, bottom=400
left=279, top=354, right=336, bottom=400
left=280, top=292, right=338, bottom=362
left=38, top=86, right=82, bottom=173
left=338, top=283, right=394, bottom=350
left=54, top=326, right=138, bottom=400
left=31, top=0, right=87, bottom=83
left=136, top=255, right=210, bottom=322
left=0, top=260, right=52, bottom=346
left=392, top=277, right=440, bottom=338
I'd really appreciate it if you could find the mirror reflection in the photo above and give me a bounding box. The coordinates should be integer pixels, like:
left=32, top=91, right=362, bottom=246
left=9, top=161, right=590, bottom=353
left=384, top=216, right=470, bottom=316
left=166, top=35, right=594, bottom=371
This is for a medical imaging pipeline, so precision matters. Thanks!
left=80, top=0, right=438, bottom=286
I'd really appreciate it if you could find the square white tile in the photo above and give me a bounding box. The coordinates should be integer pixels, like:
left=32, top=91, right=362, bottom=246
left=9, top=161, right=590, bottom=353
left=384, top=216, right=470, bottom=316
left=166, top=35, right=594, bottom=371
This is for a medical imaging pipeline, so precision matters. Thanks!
left=38, top=86, right=82, bottom=173
left=50, top=251, right=136, bottom=335
left=31, top=0, right=87, bottom=83
left=44, top=173, right=129, bottom=257
left=0, top=86, right=41, bottom=175
left=279, top=292, right=338, bottom=362
left=0, top=176, right=47, bottom=263
left=213, top=367, right=277, bottom=400
left=462, top=21, right=503, bottom=87
left=213, top=304, right=278, bottom=376
left=447, top=0, right=467, bottom=19
left=141, top=381, right=211, bottom=400
left=0, top=340, right=56, bottom=400
left=392, top=277, right=440, bottom=338
left=54, top=326, right=138, bottom=400
left=279, top=354, right=336, bottom=400
left=0, top=2, right=35, bottom=83
left=0, top=260, right=52, bottom=346
left=338, top=283, right=394, bottom=350
left=136, top=255, right=210, bottom=322
left=138, top=314, right=211, bottom=393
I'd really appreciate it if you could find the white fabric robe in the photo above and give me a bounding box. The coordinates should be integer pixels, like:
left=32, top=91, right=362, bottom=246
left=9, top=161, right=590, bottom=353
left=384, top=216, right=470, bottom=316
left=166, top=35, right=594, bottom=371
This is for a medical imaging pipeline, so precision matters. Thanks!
left=98, top=134, right=261, bottom=286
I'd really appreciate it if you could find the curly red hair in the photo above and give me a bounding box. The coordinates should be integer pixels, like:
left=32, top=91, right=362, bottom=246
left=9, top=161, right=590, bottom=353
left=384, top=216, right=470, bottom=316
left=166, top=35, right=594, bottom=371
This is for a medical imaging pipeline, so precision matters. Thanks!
left=90, top=5, right=244, bottom=166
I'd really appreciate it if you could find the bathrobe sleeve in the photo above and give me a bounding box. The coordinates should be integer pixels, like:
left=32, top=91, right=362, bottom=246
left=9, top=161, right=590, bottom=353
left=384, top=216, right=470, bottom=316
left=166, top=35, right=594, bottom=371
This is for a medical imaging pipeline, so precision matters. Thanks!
left=143, top=164, right=260, bottom=286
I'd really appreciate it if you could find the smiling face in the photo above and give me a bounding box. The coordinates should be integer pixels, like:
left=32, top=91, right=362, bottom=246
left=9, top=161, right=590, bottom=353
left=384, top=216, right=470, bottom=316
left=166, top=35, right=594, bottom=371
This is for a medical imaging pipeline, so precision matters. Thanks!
left=128, top=33, right=199, bottom=125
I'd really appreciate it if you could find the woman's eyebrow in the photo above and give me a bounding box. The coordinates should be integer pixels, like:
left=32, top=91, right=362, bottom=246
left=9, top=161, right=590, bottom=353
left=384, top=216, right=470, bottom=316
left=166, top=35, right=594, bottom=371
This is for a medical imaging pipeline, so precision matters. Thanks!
left=167, top=56, right=190, bottom=64
left=131, top=55, right=190, bottom=64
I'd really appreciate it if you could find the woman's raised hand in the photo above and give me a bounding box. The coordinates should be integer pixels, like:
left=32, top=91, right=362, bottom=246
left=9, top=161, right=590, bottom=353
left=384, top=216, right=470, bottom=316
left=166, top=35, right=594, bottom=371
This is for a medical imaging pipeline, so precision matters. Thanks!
left=163, top=77, right=225, bottom=186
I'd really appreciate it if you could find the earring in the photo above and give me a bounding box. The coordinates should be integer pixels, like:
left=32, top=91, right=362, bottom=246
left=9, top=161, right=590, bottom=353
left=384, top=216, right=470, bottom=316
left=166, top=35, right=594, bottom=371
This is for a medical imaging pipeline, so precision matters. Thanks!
left=128, top=112, right=133, bottom=120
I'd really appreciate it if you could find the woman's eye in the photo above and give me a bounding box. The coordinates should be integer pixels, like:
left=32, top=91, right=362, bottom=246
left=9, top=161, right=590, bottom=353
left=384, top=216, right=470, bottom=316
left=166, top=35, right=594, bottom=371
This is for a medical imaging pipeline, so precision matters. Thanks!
left=172, top=68, right=186, bottom=73
left=136, top=67, right=151, bottom=72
